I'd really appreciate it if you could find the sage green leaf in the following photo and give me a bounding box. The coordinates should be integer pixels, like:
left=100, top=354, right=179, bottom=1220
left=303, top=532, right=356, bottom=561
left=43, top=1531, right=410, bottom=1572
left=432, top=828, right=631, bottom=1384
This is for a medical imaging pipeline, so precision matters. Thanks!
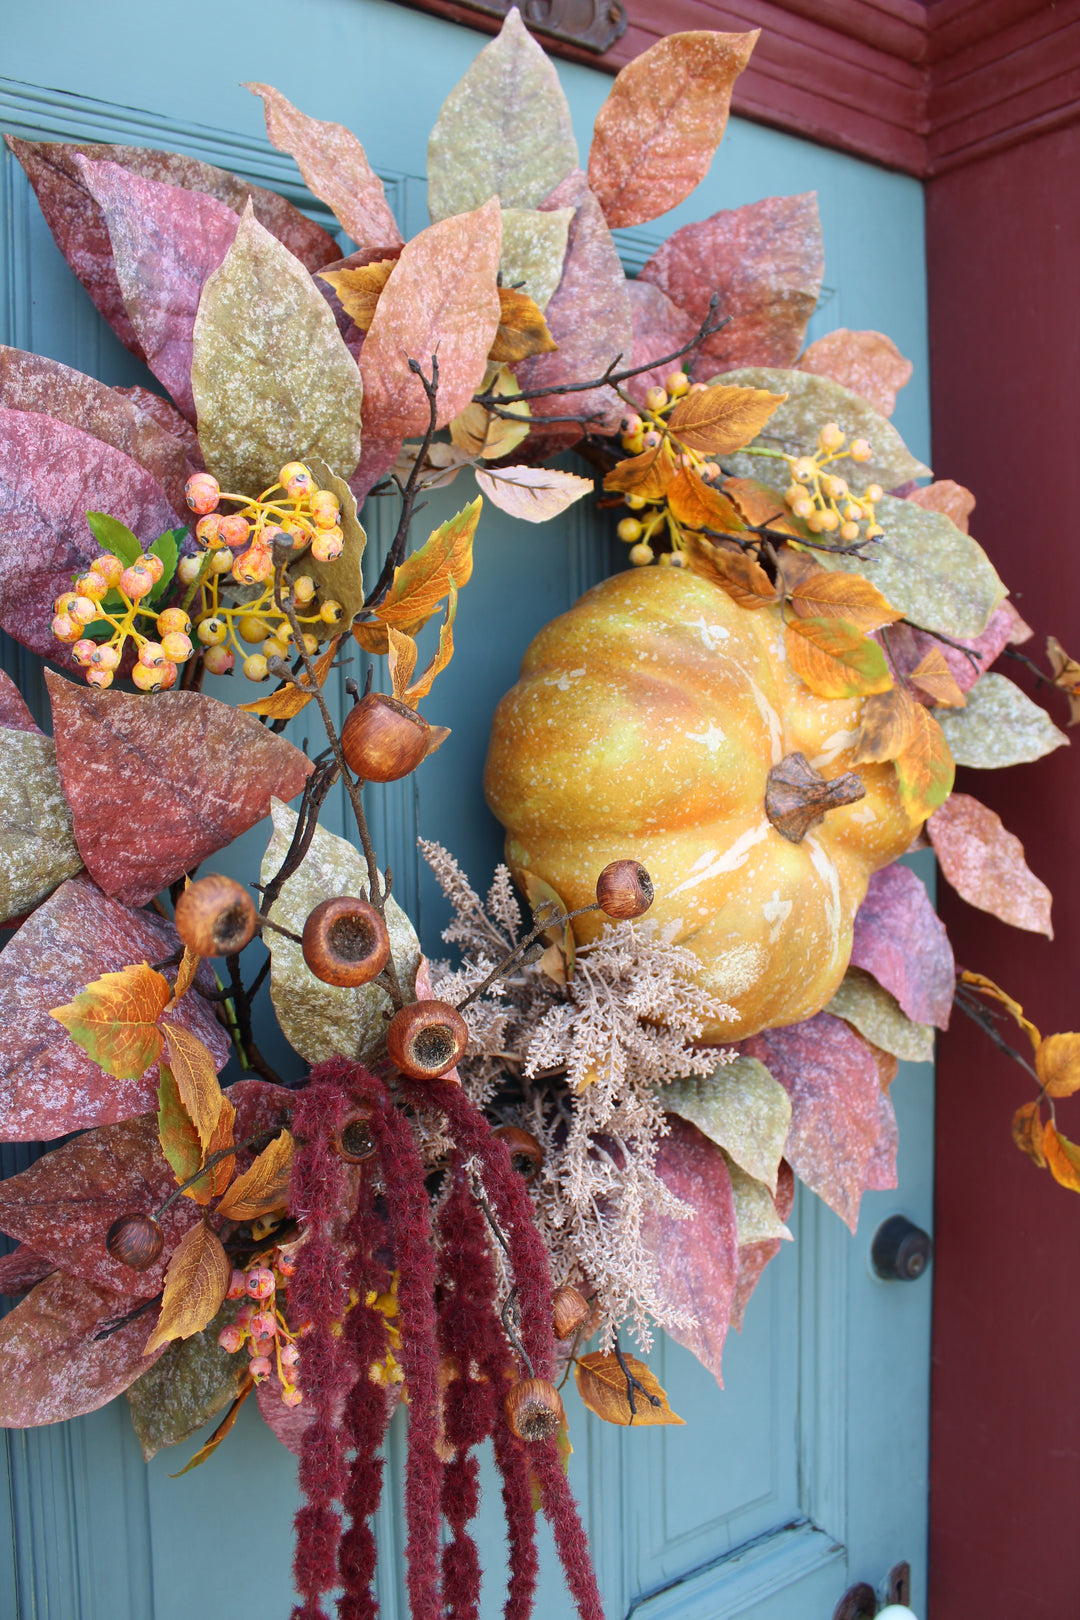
left=427, top=9, right=578, bottom=221
left=826, top=967, right=935, bottom=1064
left=0, top=729, right=83, bottom=924
left=934, top=672, right=1069, bottom=768
left=663, top=1056, right=791, bottom=1192
left=723, top=1154, right=791, bottom=1244
left=260, top=800, right=420, bottom=1064
left=718, top=367, right=929, bottom=495
left=821, top=495, right=1006, bottom=639
left=500, top=207, right=573, bottom=312
left=191, top=202, right=364, bottom=493
left=126, top=1302, right=246, bottom=1461
left=305, top=458, right=367, bottom=629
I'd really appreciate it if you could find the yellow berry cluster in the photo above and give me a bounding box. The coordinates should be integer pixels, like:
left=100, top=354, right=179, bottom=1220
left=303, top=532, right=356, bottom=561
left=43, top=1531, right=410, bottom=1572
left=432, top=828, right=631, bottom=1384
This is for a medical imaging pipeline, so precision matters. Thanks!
left=780, top=423, right=884, bottom=541
left=615, top=370, right=705, bottom=568
left=51, top=554, right=193, bottom=691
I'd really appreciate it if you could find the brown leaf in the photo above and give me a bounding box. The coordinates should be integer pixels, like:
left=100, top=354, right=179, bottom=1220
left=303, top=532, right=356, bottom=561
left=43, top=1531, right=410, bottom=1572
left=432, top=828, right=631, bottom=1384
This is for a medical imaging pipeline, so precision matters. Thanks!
left=638, top=194, right=824, bottom=375
left=959, top=970, right=1040, bottom=1048
left=0, top=1246, right=55, bottom=1298
left=361, top=200, right=502, bottom=440
left=386, top=629, right=419, bottom=703
left=51, top=961, right=170, bottom=1079
left=790, top=572, right=903, bottom=634
left=215, top=1130, right=295, bottom=1220
left=199, top=1092, right=237, bottom=1201
left=1046, top=635, right=1080, bottom=726
left=881, top=604, right=1019, bottom=699
left=909, top=648, right=966, bottom=708
left=473, top=466, right=593, bottom=523
left=318, top=259, right=397, bottom=332
left=723, top=475, right=791, bottom=530
left=1035, top=1034, right=1080, bottom=1099
left=376, top=499, right=479, bottom=632
left=905, top=479, right=975, bottom=534
left=640, top=1116, right=738, bottom=1385
left=927, top=792, right=1052, bottom=937
left=666, top=469, right=745, bottom=533
left=1012, top=1100, right=1047, bottom=1167
left=246, top=84, right=403, bottom=258
left=238, top=636, right=342, bottom=720
left=588, top=30, right=756, bottom=228
left=893, top=704, right=955, bottom=823
left=1043, top=1123, right=1080, bottom=1193
left=489, top=286, right=558, bottom=363
left=158, top=1065, right=203, bottom=1200
left=682, top=534, right=778, bottom=608
left=864, top=1087, right=899, bottom=1191
left=0, top=670, right=41, bottom=735
left=449, top=366, right=530, bottom=461
left=850, top=863, right=955, bottom=1029
left=404, top=591, right=458, bottom=705
left=169, top=1377, right=255, bottom=1475
left=161, top=1025, right=224, bottom=1151
left=144, top=1221, right=231, bottom=1354
left=574, top=1351, right=685, bottom=1426
left=667, top=382, right=785, bottom=456
left=730, top=1238, right=781, bottom=1332
left=602, top=439, right=678, bottom=501
left=796, top=328, right=913, bottom=418
left=784, top=617, right=893, bottom=700
left=0, top=1271, right=167, bottom=1426
left=0, top=876, right=228, bottom=1140
left=47, top=674, right=312, bottom=907
left=166, top=945, right=202, bottom=1010
left=852, top=686, right=921, bottom=766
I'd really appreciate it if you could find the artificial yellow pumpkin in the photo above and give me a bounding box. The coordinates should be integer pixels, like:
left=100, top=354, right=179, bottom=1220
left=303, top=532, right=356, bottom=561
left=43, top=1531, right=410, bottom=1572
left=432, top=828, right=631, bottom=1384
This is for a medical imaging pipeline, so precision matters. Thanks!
left=484, top=567, right=916, bottom=1041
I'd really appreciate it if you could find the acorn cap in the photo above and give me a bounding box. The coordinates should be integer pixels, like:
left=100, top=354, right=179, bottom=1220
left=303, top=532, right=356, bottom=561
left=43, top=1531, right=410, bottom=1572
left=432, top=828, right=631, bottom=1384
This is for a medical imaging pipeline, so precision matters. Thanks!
left=386, top=1000, right=468, bottom=1079
left=492, top=1125, right=543, bottom=1180
left=334, top=1105, right=377, bottom=1163
left=301, top=896, right=390, bottom=988
left=505, top=1376, right=564, bottom=1442
left=552, top=1285, right=591, bottom=1341
left=595, top=860, right=654, bottom=920
left=174, top=874, right=258, bottom=956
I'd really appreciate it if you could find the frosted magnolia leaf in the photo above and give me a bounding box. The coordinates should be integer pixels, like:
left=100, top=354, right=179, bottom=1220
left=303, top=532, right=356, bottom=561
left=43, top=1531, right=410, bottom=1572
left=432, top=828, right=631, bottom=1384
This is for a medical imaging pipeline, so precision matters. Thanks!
left=260, top=801, right=420, bottom=1064
left=500, top=207, right=572, bottom=312
left=934, top=672, right=1068, bottom=768
left=724, top=1154, right=791, bottom=1245
left=825, top=967, right=935, bottom=1065
left=663, top=1056, right=790, bottom=1193
left=0, top=727, right=83, bottom=923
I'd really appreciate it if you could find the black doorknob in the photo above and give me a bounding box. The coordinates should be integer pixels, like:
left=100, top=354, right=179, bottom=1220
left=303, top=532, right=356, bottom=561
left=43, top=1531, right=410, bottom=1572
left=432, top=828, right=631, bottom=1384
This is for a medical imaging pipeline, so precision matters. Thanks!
left=871, top=1215, right=932, bottom=1281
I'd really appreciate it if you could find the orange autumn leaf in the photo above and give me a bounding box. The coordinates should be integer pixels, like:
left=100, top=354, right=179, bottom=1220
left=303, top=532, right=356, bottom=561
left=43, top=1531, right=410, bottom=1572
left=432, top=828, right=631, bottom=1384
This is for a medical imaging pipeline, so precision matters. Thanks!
left=51, top=961, right=170, bottom=1079
left=157, top=1065, right=205, bottom=1200
left=665, top=468, right=745, bottom=533
left=200, top=1091, right=237, bottom=1199
left=405, top=586, right=458, bottom=705
left=215, top=1130, right=295, bottom=1220
left=796, top=328, right=913, bottom=418
left=682, top=534, right=778, bottom=609
left=574, top=1350, right=684, bottom=1427
left=722, top=475, right=802, bottom=533
left=1035, top=1032, right=1080, bottom=1099
left=376, top=500, right=479, bottom=630
left=667, top=382, right=785, bottom=455
left=959, top=971, right=1041, bottom=1049
left=1011, top=1101, right=1046, bottom=1168
left=318, top=259, right=397, bottom=331
left=909, top=648, right=966, bottom=708
left=144, top=1221, right=231, bottom=1354
left=161, top=1024, right=224, bottom=1152
left=166, top=945, right=202, bottom=1010
left=789, top=570, right=903, bottom=634
left=603, top=438, right=678, bottom=501
left=785, top=616, right=892, bottom=700
left=1043, top=1122, right=1080, bottom=1193
left=852, top=686, right=921, bottom=766
left=893, top=704, right=955, bottom=823
left=386, top=627, right=418, bottom=702
left=238, top=636, right=342, bottom=719
left=489, top=286, right=558, bottom=364
left=1046, top=635, right=1080, bottom=726
left=170, top=1376, right=255, bottom=1476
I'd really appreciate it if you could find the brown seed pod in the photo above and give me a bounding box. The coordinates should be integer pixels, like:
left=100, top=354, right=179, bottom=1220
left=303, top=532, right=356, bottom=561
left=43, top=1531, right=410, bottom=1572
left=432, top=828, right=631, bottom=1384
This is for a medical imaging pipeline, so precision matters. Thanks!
left=301, top=896, right=390, bottom=987
left=492, top=1125, right=543, bottom=1180
left=174, top=873, right=258, bottom=956
left=334, top=1105, right=377, bottom=1163
left=341, top=691, right=430, bottom=782
left=595, top=859, right=654, bottom=920
left=552, top=1284, right=591, bottom=1341
left=106, top=1213, right=164, bottom=1271
left=385, top=1000, right=468, bottom=1079
left=505, top=1376, right=564, bottom=1442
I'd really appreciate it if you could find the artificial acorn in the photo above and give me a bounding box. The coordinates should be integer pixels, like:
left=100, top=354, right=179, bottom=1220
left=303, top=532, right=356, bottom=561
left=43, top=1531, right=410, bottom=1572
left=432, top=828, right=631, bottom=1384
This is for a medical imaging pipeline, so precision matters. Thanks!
left=341, top=691, right=430, bottom=782
left=385, top=1000, right=468, bottom=1079
left=595, top=860, right=654, bottom=920
left=552, top=1284, right=591, bottom=1340
left=504, top=1376, right=564, bottom=1442
left=492, top=1124, right=543, bottom=1180
left=106, top=1212, right=164, bottom=1271
left=301, top=897, right=390, bottom=987
left=174, top=874, right=258, bottom=956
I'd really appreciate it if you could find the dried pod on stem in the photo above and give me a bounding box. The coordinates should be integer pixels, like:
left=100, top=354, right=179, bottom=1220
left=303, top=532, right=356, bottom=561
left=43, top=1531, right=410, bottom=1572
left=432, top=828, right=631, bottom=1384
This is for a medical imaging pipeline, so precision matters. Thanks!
left=334, top=1104, right=377, bottom=1163
left=174, top=874, right=258, bottom=956
left=552, top=1285, right=591, bottom=1341
left=492, top=1125, right=543, bottom=1180
left=595, top=860, right=654, bottom=920
left=301, top=896, right=390, bottom=987
left=341, top=691, right=430, bottom=782
left=106, top=1212, right=164, bottom=1271
left=505, top=1376, right=564, bottom=1442
left=386, top=1000, right=468, bottom=1079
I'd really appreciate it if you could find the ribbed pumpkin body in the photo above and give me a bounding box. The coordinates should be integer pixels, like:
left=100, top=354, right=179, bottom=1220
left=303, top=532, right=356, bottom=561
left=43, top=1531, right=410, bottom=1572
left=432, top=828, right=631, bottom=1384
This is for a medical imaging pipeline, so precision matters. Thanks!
left=484, top=568, right=915, bottom=1041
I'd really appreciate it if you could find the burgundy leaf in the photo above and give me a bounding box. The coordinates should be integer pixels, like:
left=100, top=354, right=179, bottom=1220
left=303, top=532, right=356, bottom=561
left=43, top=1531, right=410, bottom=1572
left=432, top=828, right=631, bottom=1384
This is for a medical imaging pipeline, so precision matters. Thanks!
left=46, top=674, right=313, bottom=906
left=0, top=410, right=181, bottom=664
left=347, top=431, right=404, bottom=507
left=0, top=873, right=228, bottom=1140
left=0, top=1245, right=55, bottom=1296
left=928, top=791, right=1053, bottom=937
left=638, top=193, right=824, bottom=377
left=0, top=1269, right=166, bottom=1426
left=76, top=158, right=240, bottom=422
left=112, top=385, right=205, bottom=467
left=6, top=137, right=338, bottom=358
left=0, top=346, right=193, bottom=513
left=864, top=1088, right=898, bottom=1192
left=0, top=671, right=41, bottom=735
left=228, top=1079, right=297, bottom=1173
left=0, top=1113, right=200, bottom=1295
left=879, top=600, right=1021, bottom=696
left=641, top=1115, right=738, bottom=1386
left=623, top=281, right=699, bottom=410
left=850, top=863, right=954, bottom=1030
left=740, top=1014, right=882, bottom=1231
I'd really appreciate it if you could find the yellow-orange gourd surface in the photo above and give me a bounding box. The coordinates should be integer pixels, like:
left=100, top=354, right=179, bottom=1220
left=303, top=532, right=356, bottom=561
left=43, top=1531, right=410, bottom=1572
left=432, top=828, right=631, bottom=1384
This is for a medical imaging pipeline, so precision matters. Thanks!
left=484, top=568, right=915, bottom=1041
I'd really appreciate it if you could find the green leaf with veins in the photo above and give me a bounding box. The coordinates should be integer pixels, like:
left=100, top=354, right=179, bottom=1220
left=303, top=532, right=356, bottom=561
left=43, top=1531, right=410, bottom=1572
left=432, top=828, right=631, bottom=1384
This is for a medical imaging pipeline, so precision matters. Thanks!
left=86, top=512, right=141, bottom=567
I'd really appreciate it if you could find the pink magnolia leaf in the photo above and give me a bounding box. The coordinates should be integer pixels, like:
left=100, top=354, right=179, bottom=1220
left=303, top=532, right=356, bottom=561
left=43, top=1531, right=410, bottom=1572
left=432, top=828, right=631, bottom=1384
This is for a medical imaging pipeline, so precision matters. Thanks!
left=247, top=84, right=403, bottom=259
left=347, top=431, right=405, bottom=509
left=0, top=346, right=193, bottom=513
left=76, top=157, right=240, bottom=422
left=623, top=281, right=699, bottom=409
left=228, top=1079, right=298, bottom=1175
left=5, top=136, right=337, bottom=357
left=517, top=175, right=632, bottom=445
left=0, top=873, right=228, bottom=1139
left=641, top=1115, right=738, bottom=1386
left=928, top=791, right=1053, bottom=937
left=0, top=671, right=41, bottom=735
left=730, top=1158, right=794, bottom=1331
left=639, top=193, right=824, bottom=377
left=880, top=601, right=1021, bottom=697
left=740, top=1014, right=883, bottom=1231
left=0, top=1269, right=168, bottom=1427
left=864, top=1087, right=898, bottom=1192
left=904, top=478, right=975, bottom=534
left=0, top=1113, right=200, bottom=1296
left=796, top=328, right=913, bottom=419
left=588, top=31, right=756, bottom=229
left=360, top=199, right=502, bottom=440
left=850, top=863, right=955, bottom=1029
left=112, top=385, right=205, bottom=468
left=46, top=674, right=313, bottom=906
left=0, top=409, right=181, bottom=665
left=0, top=1245, right=55, bottom=1296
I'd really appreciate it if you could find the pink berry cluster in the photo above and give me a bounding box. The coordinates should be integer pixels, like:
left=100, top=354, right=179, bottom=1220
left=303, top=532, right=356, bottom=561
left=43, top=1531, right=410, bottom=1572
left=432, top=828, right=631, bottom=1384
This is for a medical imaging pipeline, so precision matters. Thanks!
left=51, top=552, right=193, bottom=691
left=218, top=1251, right=304, bottom=1406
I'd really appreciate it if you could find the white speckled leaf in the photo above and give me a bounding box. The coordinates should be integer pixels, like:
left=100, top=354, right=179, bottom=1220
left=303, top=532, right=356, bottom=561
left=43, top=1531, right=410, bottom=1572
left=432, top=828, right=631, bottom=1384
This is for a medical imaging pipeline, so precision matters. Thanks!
left=260, top=801, right=420, bottom=1064
left=0, top=728, right=83, bottom=923
left=825, top=966, right=935, bottom=1064
left=126, top=1301, right=247, bottom=1460
left=723, top=1153, right=791, bottom=1244
left=663, top=1057, right=790, bottom=1193
left=717, top=367, right=929, bottom=494
left=191, top=204, right=363, bottom=493
left=500, top=206, right=572, bottom=311
left=427, top=9, right=579, bottom=222
left=821, top=494, right=1006, bottom=639
left=934, top=672, right=1069, bottom=767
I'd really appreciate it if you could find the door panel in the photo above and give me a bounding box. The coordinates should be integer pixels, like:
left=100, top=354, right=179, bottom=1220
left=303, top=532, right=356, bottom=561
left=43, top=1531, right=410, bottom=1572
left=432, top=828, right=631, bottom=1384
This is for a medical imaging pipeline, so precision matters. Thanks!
left=0, top=6, right=933, bottom=1614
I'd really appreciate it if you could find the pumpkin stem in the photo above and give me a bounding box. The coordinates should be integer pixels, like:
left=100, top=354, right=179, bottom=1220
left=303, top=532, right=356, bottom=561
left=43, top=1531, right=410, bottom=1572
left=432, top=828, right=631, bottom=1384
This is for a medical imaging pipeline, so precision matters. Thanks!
left=765, top=752, right=865, bottom=843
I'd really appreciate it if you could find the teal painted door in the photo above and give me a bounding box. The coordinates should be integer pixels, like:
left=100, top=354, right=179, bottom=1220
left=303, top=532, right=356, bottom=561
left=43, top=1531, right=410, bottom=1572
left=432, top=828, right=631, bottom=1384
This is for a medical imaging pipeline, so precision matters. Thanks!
left=0, top=2, right=934, bottom=1615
